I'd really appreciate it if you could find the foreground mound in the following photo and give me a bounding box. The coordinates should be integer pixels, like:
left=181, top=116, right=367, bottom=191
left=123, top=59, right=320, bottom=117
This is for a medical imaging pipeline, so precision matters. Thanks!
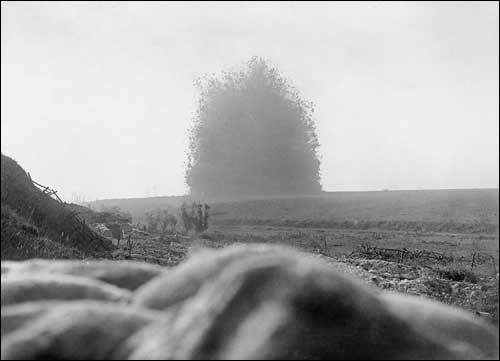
left=1, top=153, right=113, bottom=259
left=1, top=244, right=498, bottom=360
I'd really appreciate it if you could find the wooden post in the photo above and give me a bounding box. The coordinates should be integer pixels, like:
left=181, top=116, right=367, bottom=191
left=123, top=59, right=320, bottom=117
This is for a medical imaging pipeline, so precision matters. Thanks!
left=491, top=255, right=498, bottom=274
left=127, top=233, right=132, bottom=258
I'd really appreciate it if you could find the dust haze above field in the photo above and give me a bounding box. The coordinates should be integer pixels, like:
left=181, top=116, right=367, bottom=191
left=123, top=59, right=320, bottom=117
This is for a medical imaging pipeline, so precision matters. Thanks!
left=1, top=2, right=499, bottom=201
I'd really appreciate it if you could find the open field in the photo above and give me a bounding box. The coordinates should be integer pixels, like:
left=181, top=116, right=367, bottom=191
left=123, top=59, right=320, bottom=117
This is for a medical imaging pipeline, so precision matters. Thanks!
left=91, top=189, right=499, bottom=275
left=90, top=189, right=499, bottom=233
left=92, top=188, right=498, bottom=322
left=209, top=189, right=499, bottom=233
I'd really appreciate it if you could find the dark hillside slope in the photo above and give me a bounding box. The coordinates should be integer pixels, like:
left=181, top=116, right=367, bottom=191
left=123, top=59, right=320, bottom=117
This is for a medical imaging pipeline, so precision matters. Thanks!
left=1, top=153, right=112, bottom=259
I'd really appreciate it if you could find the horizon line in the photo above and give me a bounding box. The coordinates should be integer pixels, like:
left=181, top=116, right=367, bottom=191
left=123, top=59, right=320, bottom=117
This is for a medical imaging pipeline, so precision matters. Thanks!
left=86, top=186, right=499, bottom=203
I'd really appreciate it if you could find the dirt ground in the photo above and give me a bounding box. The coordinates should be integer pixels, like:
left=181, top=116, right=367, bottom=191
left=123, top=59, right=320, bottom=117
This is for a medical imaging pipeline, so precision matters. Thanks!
left=107, top=223, right=499, bottom=325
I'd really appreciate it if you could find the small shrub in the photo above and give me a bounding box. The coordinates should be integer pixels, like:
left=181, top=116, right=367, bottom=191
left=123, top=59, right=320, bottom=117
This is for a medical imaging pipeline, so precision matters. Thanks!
left=180, top=202, right=209, bottom=233
left=199, top=231, right=217, bottom=241
left=424, top=277, right=453, bottom=294
left=437, top=266, right=479, bottom=284
left=145, top=209, right=178, bottom=235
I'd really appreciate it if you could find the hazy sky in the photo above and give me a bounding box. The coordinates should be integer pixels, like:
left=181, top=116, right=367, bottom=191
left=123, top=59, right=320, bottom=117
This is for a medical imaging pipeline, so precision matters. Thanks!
left=2, top=1, right=498, bottom=201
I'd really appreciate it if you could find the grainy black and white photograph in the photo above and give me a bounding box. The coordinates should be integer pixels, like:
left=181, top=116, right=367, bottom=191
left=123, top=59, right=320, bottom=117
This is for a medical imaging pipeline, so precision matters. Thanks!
left=1, top=1, right=499, bottom=359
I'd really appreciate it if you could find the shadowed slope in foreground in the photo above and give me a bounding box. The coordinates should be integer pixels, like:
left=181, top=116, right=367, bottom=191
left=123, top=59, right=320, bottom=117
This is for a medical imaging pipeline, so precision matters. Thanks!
left=1, top=245, right=498, bottom=359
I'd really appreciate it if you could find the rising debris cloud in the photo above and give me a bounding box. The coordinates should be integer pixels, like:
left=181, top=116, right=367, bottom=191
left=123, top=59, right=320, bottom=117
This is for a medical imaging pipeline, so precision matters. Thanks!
left=186, top=57, right=322, bottom=199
